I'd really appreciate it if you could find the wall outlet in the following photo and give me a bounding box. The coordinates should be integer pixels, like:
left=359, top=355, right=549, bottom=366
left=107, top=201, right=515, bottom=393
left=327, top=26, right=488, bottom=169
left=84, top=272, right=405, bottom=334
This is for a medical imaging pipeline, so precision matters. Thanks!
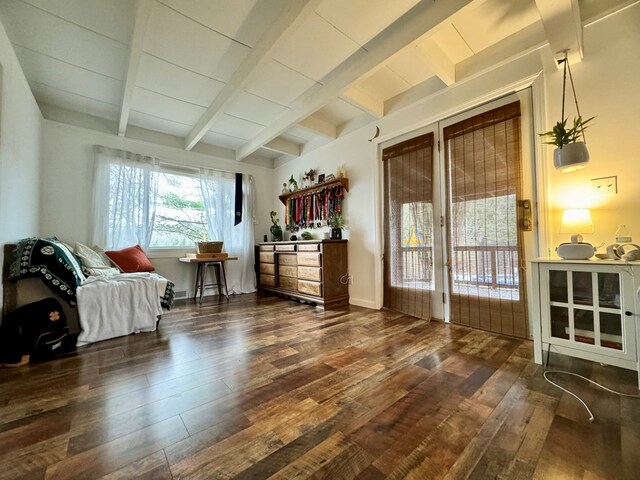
left=591, top=176, right=617, bottom=195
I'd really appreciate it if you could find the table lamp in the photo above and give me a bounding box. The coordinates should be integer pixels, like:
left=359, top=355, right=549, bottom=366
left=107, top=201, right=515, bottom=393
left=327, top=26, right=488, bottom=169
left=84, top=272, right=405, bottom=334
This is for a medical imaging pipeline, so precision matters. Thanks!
left=557, top=208, right=596, bottom=259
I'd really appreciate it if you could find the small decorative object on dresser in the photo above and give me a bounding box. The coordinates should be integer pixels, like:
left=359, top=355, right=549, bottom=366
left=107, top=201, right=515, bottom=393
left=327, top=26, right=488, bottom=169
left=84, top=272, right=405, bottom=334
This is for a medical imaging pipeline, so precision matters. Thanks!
left=327, top=212, right=345, bottom=240
left=269, top=211, right=283, bottom=242
left=317, top=174, right=325, bottom=184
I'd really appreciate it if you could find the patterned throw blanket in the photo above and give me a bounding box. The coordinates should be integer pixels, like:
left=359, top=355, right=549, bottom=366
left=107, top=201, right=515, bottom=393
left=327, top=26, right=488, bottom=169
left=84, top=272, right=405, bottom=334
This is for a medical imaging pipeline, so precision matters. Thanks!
left=9, top=238, right=175, bottom=309
left=9, top=238, right=85, bottom=304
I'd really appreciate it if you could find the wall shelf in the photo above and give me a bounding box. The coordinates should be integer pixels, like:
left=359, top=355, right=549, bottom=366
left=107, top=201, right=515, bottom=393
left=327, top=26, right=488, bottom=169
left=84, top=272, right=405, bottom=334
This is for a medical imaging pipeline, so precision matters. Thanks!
left=279, top=177, right=349, bottom=205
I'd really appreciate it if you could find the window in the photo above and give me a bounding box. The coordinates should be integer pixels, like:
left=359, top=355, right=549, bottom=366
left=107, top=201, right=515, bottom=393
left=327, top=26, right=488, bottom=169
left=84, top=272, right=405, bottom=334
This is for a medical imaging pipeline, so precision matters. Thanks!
left=93, top=145, right=257, bottom=294
left=150, top=172, right=209, bottom=248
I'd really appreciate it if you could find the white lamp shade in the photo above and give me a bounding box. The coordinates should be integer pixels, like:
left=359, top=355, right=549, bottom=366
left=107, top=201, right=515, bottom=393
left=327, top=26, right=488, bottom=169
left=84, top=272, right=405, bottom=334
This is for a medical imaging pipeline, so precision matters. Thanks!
left=560, top=208, right=594, bottom=234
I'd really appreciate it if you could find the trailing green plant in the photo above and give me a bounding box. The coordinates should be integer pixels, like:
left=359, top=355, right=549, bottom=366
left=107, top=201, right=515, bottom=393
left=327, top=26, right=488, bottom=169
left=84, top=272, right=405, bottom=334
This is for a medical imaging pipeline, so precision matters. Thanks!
left=538, top=115, right=595, bottom=148
left=269, top=211, right=283, bottom=241
left=327, top=212, right=345, bottom=229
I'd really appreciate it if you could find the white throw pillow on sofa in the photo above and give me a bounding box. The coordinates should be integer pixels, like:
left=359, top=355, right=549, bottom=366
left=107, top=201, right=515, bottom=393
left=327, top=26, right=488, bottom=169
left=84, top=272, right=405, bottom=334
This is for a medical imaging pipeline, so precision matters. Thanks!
left=75, top=242, right=111, bottom=268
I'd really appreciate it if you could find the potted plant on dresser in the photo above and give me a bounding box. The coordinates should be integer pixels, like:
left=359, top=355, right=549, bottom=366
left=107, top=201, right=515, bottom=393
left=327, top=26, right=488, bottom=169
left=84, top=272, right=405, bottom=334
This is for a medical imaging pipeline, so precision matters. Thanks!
left=327, top=212, right=345, bottom=240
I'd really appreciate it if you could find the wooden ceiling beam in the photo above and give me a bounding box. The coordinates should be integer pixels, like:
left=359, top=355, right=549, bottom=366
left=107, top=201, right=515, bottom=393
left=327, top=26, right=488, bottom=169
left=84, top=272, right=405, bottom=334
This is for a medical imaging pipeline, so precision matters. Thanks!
left=534, top=0, right=583, bottom=64
left=118, top=0, right=152, bottom=136
left=298, top=116, right=337, bottom=139
left=184, top=0, right=321, bottom=151
left=263, top=138, right=301, bottom=157
left=341, top=85, right=384, bottom=118
left=236, top=0, right=477, bottom=161
left=416, top=37, right=456, bottom=86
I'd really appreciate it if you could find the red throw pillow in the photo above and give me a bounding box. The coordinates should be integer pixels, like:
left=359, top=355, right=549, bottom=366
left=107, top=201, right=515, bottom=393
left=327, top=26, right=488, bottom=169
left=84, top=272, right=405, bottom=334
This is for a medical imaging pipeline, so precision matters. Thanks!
left=105, top=245, right=154, bottom=273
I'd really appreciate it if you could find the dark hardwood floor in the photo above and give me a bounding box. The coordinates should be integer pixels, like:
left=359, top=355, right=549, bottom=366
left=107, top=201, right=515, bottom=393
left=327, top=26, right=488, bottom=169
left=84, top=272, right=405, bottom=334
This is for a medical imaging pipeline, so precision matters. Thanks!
left=1, top=293, right=638, bottom=479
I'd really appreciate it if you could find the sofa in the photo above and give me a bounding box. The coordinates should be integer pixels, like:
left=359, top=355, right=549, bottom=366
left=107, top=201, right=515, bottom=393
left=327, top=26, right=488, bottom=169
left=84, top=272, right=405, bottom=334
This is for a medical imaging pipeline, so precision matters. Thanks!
left=2, top=238, right=174, bottom=347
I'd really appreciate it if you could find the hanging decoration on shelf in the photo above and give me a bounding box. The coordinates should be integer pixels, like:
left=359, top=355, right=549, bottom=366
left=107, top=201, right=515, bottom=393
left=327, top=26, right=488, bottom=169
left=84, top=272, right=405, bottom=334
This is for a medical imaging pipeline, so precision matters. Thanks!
left=282, top=179, right=347, bottom=232
left=538, top=51, right=595, bottom=173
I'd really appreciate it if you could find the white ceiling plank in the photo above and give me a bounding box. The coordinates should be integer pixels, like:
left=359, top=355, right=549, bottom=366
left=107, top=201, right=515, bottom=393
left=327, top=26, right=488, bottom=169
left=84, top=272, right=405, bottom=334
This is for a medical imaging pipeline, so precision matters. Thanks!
left=341, top=85, right=384, bottom=118
left=184, top=0, right=322, bottom=151
left=118, top=0, right=152, bottom=136
left=0, top=0, right=128, bottom=79
left=22, top=0, right=136, bottom=44
left=416, top=36, right=456, bottom=86
left=298, top=116, right=337, bottom=139
left=263, top=138, right=301, bottom=157
left=357, top=66, right=412, bottom=101
left=534, top=0, right=584, bottom=64
left=236, top=0, right=477, bottom=160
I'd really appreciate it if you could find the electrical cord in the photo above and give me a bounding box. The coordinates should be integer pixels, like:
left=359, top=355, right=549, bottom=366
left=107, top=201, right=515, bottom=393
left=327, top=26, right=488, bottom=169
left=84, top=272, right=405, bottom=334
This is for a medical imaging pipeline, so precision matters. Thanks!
left=543, top=369, right=640, bottom=422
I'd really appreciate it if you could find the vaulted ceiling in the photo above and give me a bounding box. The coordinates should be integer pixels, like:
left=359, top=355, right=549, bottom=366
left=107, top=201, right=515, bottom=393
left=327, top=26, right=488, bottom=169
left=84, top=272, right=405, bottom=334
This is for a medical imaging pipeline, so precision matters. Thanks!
left=0, top=0, right=632, bottom=164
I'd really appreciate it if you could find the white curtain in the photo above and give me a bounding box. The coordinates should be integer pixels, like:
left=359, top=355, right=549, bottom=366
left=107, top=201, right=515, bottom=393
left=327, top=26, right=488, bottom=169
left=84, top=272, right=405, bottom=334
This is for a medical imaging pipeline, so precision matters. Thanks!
left=92, top=146, right=159, bottom=249
left=200, top=169, right=256, bottom=294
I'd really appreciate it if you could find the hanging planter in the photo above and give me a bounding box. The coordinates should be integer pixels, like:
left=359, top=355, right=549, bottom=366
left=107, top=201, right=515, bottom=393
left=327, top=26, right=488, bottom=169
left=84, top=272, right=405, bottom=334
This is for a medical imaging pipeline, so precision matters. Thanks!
left=538, top=52, right=595, bottom=173
left=553, top=141, right=590, bottom=173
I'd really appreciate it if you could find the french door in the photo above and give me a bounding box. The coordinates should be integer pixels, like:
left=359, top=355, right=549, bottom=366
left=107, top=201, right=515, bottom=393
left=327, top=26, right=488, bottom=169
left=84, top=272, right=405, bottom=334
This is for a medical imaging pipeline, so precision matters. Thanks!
left=442, top=98, right=530, bottom=337
left=381, top=93, right=534, bottom=338
left=381, top=131, right=436, bottom=320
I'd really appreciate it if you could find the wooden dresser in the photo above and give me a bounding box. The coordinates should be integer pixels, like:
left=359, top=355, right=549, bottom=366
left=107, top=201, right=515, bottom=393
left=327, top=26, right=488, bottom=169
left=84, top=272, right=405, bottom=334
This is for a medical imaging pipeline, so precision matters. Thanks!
left=257, top=240, right=349, bottom=309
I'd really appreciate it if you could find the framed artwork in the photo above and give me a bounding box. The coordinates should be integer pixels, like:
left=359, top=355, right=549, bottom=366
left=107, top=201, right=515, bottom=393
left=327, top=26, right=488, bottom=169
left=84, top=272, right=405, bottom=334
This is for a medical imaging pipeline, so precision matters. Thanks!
left=317, top=174, right=325, bottom=184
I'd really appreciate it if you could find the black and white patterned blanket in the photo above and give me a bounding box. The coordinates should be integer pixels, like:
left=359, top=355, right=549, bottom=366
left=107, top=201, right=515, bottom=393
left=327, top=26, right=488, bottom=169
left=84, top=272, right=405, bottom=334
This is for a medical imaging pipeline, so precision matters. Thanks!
left=9, top=238, right=85, bottom=304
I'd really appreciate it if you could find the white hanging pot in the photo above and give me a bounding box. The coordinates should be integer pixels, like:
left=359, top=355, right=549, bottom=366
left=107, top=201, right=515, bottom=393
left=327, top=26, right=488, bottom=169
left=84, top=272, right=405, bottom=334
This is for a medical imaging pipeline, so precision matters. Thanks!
left=553, top=141, right=590, bottom=173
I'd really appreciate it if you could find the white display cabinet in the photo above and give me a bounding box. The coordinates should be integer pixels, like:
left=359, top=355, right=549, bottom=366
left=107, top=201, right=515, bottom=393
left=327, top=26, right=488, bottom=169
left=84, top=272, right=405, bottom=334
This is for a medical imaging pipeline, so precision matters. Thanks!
left=530, top=259, right=640, bottom=386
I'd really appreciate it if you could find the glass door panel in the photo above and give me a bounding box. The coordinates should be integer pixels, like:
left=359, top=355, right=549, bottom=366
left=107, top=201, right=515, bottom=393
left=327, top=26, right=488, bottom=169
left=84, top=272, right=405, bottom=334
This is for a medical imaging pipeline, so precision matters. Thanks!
left=550, top=306, right=570, bottom=340
left=574, top=309, right=595, bottom=345
left=600, top=312, right=623, bottom=350
left=598, top=272, right=620, bottom=308
left=572, top=271, right=593, bottom=306
left=549, top=270, right=568, bottom=303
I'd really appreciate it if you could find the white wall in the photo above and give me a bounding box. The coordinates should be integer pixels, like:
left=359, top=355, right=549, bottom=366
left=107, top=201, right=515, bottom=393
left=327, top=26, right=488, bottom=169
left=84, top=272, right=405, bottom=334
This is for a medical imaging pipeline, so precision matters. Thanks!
left=0, top=19, right=42, bottom=312
left=273, top=5, right=639, bottom=310
left=40, top=120, right=274, bottom=297
left=544, top=5, right=640, bottom=251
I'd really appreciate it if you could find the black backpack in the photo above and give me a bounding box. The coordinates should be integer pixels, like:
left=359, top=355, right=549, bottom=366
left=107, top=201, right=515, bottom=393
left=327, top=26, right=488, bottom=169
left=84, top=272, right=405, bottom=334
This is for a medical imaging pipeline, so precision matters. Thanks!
left=0, top=298, right=73, bottom=363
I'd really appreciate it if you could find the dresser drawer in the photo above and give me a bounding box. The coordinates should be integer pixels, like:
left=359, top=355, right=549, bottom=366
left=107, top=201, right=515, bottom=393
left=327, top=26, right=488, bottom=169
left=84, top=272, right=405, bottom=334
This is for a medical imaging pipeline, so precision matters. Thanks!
left=259, top=252, right=275, bottom=263
left=259, top=263, right=275, bottom=275
left=260, top=274, right=275, bottom=287
left=259, top=244, right=274, bottom=251
left=298, top=243, right=320, bottom=251
left=298, top=266, right=322, bottom=282
left=298, top=279, right=322, bottom=296
left=297, top=252, right=321, bottom=266
left=279, top=265, right=297, bottom=278
left=279, top=275, right=298, bottom=290
left=275, top=244, right=296, bottom=252
left=278, top=254, right=297, bottom=266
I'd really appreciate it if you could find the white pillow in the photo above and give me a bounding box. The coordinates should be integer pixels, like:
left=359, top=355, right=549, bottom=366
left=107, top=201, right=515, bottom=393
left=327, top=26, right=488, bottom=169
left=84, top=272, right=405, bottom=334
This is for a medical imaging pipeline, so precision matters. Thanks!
left=84, top=266, right=121, bottom=277
left=75, top=242, right=112, bottom=268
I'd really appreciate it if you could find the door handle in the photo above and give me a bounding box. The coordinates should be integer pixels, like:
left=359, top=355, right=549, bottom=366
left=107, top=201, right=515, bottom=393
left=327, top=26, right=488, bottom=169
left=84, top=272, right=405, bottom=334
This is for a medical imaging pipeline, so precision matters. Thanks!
left=521, top=199, right=533, bottom=231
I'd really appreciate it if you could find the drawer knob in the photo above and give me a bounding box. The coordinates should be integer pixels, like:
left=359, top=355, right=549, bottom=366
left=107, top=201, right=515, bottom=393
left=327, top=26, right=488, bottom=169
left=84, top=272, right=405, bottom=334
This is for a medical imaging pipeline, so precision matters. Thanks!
left=625, top=311, right=633, bottom=316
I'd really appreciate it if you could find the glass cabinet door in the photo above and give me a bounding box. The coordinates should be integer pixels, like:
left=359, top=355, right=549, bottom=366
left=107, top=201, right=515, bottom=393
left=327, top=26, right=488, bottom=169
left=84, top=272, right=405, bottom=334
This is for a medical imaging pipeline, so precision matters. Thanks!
left=542, top=265, right=633, bottom=359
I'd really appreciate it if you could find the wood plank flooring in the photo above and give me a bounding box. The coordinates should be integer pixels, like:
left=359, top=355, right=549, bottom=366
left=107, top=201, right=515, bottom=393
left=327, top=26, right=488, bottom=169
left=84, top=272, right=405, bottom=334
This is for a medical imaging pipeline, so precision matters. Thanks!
left=1, top=293, right=638, bottom=479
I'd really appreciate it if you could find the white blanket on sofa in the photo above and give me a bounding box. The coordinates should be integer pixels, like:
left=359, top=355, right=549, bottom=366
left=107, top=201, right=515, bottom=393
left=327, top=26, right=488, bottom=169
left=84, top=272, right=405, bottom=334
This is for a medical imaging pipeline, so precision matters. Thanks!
left=76, top=273, right=163, bottom=346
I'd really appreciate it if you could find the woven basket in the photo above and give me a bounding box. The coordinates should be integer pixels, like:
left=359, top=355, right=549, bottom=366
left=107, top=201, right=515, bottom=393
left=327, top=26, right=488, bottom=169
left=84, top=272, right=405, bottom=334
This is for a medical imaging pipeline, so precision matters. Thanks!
left=196, top=241, right=223, bottom=253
